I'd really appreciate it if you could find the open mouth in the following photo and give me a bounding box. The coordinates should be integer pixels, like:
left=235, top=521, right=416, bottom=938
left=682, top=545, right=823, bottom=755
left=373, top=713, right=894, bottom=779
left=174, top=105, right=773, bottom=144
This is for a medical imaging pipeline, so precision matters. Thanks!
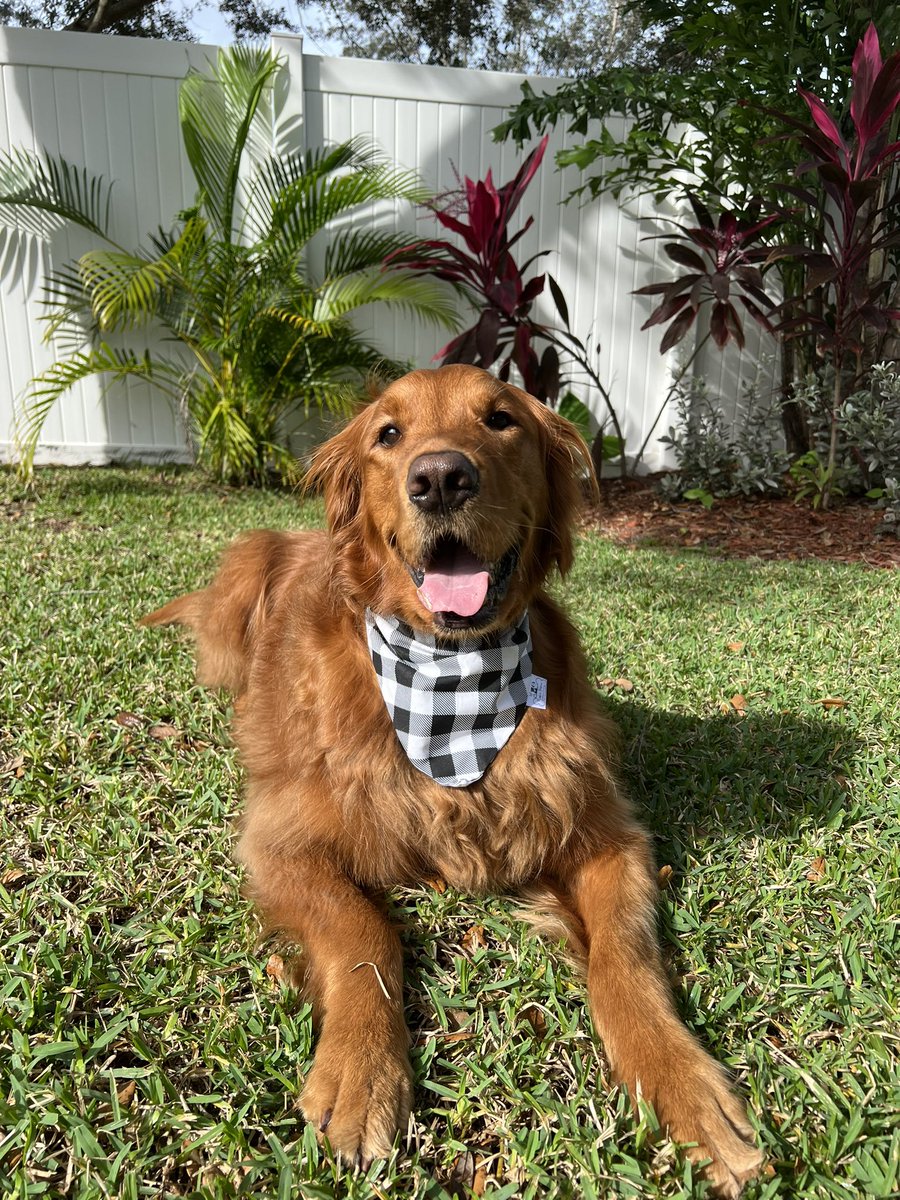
left=406, top=537, right=519, bottom=628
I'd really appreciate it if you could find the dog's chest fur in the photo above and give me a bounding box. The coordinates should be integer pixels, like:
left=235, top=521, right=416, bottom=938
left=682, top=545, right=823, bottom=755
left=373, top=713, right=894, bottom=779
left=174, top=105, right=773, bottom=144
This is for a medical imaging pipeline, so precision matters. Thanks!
left=235, top=580, right=610, bottom=894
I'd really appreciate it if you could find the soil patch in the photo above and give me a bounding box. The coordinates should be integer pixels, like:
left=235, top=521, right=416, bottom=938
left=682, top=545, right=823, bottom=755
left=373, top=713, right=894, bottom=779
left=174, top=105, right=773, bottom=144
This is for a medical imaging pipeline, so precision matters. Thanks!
left=586, top=475, right=900, bottom=569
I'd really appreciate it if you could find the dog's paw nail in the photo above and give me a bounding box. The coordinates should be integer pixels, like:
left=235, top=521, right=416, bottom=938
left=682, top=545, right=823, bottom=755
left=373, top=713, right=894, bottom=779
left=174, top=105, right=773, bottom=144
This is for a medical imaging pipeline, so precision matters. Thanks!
left=319, top=1108, right=332, bottom=1132
left=359, top=1152, right=372, bottom=1172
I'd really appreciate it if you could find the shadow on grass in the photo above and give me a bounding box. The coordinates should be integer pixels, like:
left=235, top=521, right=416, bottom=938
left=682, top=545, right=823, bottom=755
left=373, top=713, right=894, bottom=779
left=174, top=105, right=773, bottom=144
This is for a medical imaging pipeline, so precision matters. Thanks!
left=599, top=692, right=857, bottom=855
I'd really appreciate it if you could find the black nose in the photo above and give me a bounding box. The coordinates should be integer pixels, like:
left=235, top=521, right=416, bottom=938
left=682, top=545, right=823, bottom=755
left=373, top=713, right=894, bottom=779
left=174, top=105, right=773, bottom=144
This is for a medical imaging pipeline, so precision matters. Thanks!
left=406, top=451, right=480, bottom=513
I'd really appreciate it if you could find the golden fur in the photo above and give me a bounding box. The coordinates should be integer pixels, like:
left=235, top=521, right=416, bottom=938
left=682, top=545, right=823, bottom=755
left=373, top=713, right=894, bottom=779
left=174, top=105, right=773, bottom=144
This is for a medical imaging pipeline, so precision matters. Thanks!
left=142, top=364, right=763, bottom=1196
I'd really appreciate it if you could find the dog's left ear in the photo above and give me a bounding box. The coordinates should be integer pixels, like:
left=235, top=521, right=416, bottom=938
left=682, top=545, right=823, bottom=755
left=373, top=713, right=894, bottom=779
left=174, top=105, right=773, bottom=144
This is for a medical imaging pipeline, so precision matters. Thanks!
left=304, top=407, right=373, bottom=534
left=543, top=404, right=597, bottom=575
left=527, top=395, right=598, bottom=577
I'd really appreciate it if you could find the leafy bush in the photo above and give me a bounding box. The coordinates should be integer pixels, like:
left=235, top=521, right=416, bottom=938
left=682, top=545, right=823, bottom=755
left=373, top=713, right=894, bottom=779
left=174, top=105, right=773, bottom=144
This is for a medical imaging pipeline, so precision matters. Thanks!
left=660, top=369, right=789, bottom=502
left=0, top=47, right=456, bottom=486
left=793, top=363, right=900, bottom=528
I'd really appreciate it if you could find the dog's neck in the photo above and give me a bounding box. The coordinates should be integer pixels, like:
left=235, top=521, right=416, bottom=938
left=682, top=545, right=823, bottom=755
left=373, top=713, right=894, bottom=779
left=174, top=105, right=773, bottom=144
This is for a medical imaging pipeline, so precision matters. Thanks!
left=364, top=609, right=535, bottom=788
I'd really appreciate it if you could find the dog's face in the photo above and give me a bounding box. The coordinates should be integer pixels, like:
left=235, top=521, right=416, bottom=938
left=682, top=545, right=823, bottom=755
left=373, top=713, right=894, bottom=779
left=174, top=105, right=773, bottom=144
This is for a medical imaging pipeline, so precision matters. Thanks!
left=308, top=365, right=593, bottom=637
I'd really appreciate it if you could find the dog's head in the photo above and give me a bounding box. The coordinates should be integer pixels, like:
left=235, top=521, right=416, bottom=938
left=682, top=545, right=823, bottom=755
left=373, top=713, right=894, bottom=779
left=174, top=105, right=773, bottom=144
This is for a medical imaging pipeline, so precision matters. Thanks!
left=307, top=364, right=594, bottom=637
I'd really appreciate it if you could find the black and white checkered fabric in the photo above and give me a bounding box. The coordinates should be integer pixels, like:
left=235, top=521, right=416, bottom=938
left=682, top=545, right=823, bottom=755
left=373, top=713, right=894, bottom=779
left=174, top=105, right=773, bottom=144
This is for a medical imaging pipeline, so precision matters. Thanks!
left=365, top=609, right=533, bottom=788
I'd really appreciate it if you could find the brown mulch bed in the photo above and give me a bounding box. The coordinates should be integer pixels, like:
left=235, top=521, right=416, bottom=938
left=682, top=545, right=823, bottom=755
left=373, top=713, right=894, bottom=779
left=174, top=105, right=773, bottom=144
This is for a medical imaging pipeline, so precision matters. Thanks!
left=586, top=475, right=900, bottom=569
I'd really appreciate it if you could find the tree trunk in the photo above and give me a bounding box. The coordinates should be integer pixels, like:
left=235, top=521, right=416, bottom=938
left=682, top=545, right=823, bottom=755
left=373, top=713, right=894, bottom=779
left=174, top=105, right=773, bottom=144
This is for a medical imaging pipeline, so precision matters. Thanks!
left=822, top=364, right=843, bottom=511
left=779, top=336, right=810, bottom=455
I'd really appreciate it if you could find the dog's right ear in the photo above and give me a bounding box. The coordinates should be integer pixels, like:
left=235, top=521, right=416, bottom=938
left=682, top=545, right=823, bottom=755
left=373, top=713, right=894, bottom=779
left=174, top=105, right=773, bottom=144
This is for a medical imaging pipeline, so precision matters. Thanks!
left=304, top=407, right=373, bottom=533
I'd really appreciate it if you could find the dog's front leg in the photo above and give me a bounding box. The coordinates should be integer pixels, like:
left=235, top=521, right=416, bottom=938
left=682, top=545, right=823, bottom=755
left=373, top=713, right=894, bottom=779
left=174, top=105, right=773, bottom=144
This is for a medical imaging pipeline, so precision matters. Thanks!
left=243, top=844, right=411, bottom=1167
left=569, top=832, right=764, bottom=1198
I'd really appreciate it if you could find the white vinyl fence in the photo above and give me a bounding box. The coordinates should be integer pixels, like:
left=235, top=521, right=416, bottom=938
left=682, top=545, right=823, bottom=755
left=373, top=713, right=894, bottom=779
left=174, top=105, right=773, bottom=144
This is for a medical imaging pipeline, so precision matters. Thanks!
left=0, top=27, right=775, bottom=472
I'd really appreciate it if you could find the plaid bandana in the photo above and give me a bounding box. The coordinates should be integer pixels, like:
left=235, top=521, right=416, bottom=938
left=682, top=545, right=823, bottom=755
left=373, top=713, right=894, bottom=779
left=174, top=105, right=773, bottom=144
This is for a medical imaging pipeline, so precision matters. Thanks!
left=365, top=609, right=534, bottom=788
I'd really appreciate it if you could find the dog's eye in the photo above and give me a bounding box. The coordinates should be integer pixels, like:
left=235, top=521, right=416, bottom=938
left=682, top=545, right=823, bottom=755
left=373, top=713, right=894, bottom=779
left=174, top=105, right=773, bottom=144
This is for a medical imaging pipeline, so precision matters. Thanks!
left=485, top=410, right=515, bottom=431
left=378, top=425, right=402, bottom=447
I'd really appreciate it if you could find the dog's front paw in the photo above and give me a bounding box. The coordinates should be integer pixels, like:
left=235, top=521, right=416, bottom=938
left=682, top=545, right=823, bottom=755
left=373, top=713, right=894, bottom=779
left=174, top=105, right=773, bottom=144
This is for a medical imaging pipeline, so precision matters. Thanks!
left=300, top=1027, right=412, bottom=1169
left=652, top=1058, right=764, bottom=1198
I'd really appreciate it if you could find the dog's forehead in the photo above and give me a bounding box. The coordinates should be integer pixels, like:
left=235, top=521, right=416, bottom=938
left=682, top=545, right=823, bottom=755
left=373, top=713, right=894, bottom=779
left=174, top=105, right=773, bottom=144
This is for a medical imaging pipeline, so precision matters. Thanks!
left=378, top=366, right=522, bottom=428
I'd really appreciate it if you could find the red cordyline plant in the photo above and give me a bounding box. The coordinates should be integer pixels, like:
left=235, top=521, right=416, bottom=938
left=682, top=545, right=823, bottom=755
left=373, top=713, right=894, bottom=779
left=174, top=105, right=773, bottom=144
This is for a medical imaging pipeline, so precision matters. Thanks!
left=387, top=136, right=627, bottom=474
left=625, top=195, right=782, bottom=471
left=634, top=195, right=781, bottom=353
left=762, top=21, right=900, bottom=506
left=387, top=136, right=567, bottom=400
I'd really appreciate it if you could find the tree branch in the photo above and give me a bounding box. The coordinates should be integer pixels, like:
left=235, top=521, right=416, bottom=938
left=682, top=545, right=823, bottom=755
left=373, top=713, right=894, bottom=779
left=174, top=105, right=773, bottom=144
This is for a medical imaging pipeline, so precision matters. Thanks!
left=65, top=0, right=157, bottom=33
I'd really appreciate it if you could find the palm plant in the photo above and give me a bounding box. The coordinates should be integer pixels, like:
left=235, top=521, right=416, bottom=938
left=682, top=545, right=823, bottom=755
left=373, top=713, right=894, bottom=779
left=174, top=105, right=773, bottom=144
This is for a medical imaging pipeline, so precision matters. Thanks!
left=0, top=47, right=457, bottom=485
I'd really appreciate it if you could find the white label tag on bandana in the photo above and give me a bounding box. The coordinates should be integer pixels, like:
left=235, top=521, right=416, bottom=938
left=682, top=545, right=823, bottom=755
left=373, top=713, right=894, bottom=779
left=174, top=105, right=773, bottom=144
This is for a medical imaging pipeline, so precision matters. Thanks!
left=526, top=675, right=547, bottom=709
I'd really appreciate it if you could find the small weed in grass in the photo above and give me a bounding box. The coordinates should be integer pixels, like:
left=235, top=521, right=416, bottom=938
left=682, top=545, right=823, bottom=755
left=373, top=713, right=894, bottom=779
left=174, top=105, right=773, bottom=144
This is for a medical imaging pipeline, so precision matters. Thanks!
left=1, top=467, right=898, bottom=1199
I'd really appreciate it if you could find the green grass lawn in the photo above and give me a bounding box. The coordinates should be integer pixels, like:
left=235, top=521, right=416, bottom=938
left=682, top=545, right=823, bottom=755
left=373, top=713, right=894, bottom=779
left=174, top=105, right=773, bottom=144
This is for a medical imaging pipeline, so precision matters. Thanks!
left=1, top=466, right=898, bottom=1200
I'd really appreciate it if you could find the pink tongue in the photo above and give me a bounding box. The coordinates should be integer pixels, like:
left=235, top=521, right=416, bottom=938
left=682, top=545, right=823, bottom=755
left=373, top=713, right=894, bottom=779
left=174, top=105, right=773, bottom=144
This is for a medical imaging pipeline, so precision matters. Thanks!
left=417, top=549, right=489, bottom=618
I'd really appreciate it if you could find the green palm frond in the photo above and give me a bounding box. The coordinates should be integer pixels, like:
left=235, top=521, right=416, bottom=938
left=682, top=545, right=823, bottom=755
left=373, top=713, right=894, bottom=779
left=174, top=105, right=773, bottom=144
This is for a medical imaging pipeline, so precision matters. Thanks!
left=40, top=263, right=100, bottom=349
left=266, top=165, right=430, bottom=260
left=180, top=46, right=281, bottom=243
left=0, top=149, right=114, bottom=241
left=261, top=308, right=327, bottom=336
left=241, top=137, right=385, bottom=240
left=77, top=216, right=209, bottom=332
left=322, top=229, right=428, bottom=280
left=314, top=270, right=461, bottom=328
left=16, top=345, right=183, bottom=476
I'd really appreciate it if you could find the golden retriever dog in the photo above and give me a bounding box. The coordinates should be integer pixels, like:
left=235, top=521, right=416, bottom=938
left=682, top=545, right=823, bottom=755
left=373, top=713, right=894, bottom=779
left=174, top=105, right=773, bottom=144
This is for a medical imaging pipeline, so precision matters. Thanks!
left=142, top=364, right=763, bottom=1196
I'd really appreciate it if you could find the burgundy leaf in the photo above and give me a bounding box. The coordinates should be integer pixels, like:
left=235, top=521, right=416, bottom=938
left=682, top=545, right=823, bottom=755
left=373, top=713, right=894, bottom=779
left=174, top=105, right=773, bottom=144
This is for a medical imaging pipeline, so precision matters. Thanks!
left=710, top=272, right=730, bottom=300
left=739, top=280, right=777, bottom=309
left=847, top=178, right=881, bottom=206
left=687, top=193, right=715, bottom=229
left=817, top=161, right=850, bottom=188
left=856, top=304, right=891, bottom=331
left=735, top=211, right=784, bottom=241
left=520, top=275, right=546, bottom=305
left=723, top=302, right=745, bottom=350
left=499, top=136, right=549, bottom=225
left=803, top=254, right=839, bottom=292
left=636, top=275, right=704, bottom=301
left=797, top=87, right=848, bottom=157
left=432, top=209, right=482, bottom=255
left=470, top=180, right=500, bottom=250
left=448, top=326, right=482, bottom=362
left=658, top=306, right=697, bottom=353
left=442, top=326, right=479, bottom=365
left=685, top=227, right=720, bottom=253
left=487, top=280, right=519, bottom=316
left=516, top=247, right=551, bottom=277
left=774, top=182, right=820, bottom=207
left=857, top=52, right=900, bottom=147
left=634, top=281, right=683, bottom=297
left=475, top=309, right=502, bottom=365
left=851, top=22, right=883, bottom=133
left=664, top=242, right=707, bottom=272
left=765, top=244, right=819, bottom=265
left=505, top=216, right=536, bottom=254
left=719, top=211, right=738, bottom=243
left=733, top=265, right=765, bottom=290
left=548, top=274, right=570, bottom=327
left=641, top=292, right=691, bottom=329
left=709, top=301, right=729, bottom=347
left=538, top=343, right=560, bottom=403
left=864, top=136, right=900, bottom=179
left=737, top=294, right=777, bottom=333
